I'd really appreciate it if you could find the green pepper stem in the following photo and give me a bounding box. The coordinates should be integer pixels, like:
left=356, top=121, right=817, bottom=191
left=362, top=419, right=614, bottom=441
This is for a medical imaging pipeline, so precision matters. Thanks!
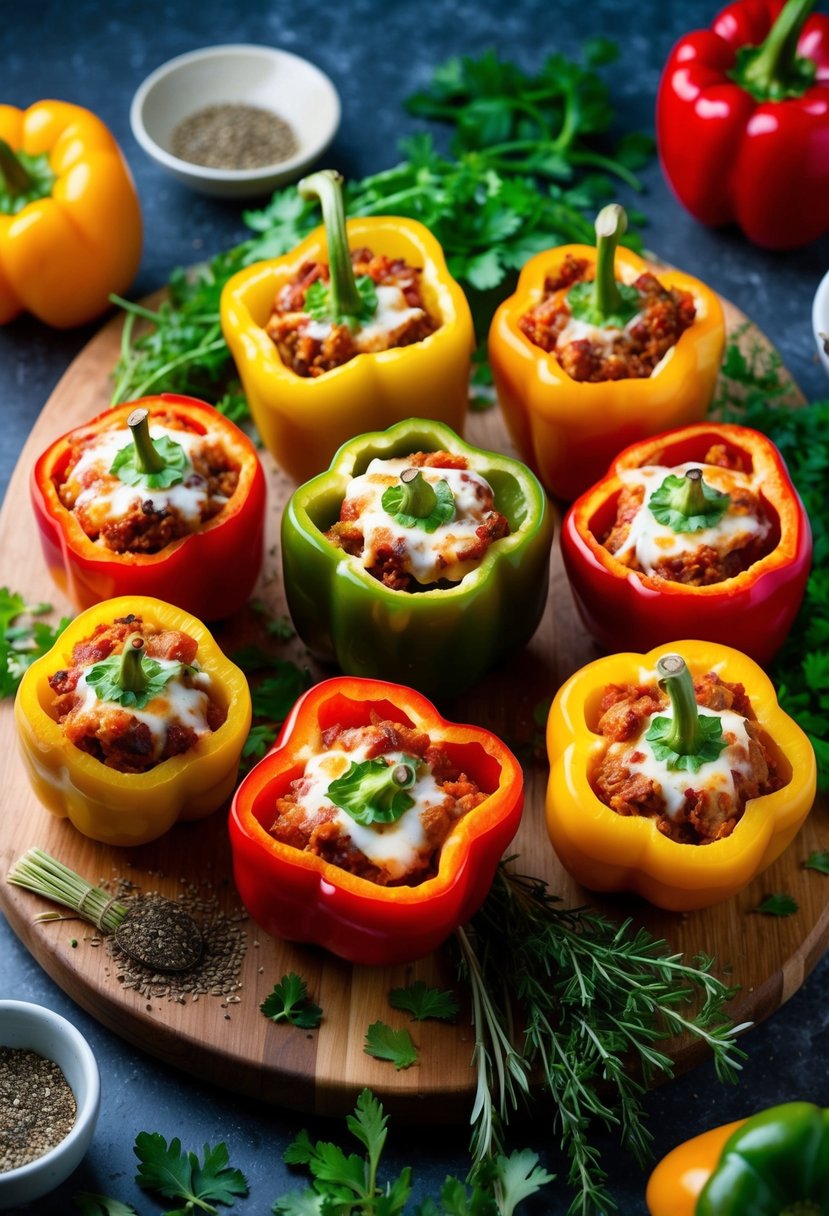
left=298, top=169, right=363, bottom=322
left=393, top=468, right=438, bottom=519
left=741, top=0, right=815, bottom=96
left=118, top=634, right=149, bottom=694
left=592, top=204, right=629, bottom=323
left=0, top=138, right=31, bottom=195
left=655, top=654, right=706, bottom=757
left=673, top=468, right=709, bottom=517
left=127, top=407, right=167, bottom=475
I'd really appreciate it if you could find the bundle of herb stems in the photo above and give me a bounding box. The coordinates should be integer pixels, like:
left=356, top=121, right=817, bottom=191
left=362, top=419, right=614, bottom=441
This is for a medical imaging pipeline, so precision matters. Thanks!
left=100, top=42, right=829, bottom=1216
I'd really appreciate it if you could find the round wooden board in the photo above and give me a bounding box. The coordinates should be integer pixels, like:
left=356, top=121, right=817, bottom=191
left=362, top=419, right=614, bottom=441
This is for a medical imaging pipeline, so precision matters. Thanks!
left=1, top=291, right=826, bottom=1122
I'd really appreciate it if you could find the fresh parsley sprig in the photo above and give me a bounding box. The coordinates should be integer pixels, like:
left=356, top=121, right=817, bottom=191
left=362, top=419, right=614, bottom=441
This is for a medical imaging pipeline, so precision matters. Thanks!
left=648, top=469, right=730, bottom=534
left=260, top=973, right=323, bottom=1029
left=0, top=588, right=69, bottom=699
left=134, top=1133, right=248, bottom=1213
left=389, top=979, right=460, bottom=1022
left=327, top=755, right=420, bottom=826
left=85, top=648, right=186, bottom=711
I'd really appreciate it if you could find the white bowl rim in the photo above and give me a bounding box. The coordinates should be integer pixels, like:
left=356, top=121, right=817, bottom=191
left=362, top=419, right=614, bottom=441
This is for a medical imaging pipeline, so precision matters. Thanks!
left=130, top=42, right=341, bottom=183
left=0, top=999, right=100, bottom=1187
left=812, top=268, right=829, bottom=373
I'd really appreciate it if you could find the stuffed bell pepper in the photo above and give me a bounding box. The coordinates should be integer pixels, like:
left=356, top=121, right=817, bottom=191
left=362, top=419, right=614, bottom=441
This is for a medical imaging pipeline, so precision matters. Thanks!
left=281, top=418, right=554, bottom=700
left=657, top=0, right=829, bottom=249
left=14, top=596, right=251, bottom=846
left=0, top=100, right=142, bottom=327
left=647, top=1101, right=829, bottom=1214
left=229, top=676, right=523, bottom=966
left=561, top=422, right=812, bottom=665
left=220, top=169, right=474, bottom=484
left=545, top=641, right=816, bottom=911
left=31, top=394, right=266, bottom=620
left=488, top=204, right=725, bottom=501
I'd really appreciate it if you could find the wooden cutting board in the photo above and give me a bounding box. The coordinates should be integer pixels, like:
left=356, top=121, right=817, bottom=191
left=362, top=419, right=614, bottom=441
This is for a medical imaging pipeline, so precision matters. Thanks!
left=1, top=293, right=826, bottom=1122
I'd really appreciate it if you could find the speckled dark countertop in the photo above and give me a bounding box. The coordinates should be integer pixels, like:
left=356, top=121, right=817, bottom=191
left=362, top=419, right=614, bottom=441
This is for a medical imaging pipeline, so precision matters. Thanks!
left=1, top=2, right=828, bottom=1213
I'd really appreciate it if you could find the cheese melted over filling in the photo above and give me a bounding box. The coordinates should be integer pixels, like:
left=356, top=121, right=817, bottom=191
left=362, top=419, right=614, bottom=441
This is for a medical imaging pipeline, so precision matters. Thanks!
left=289, top=742, right=448, bottom=879
left=340, top=456, right=498, bottom=586
left=603, top=707, right=754, bottom=823
left=612, top=461, right=771, bottom=574
left=298, top=284, right=426, bottom=353
left=61, top=425, right=229, bottom=535
left=74, top=659, right=214, bottom=763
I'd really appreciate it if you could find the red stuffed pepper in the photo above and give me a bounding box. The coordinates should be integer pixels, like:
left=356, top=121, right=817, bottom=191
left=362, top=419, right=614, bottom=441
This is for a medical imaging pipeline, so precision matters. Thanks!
left=657, top=0, right=829, bottom=248
left=229, top=676, right=524, bottom=966
left=31, top=394, right=266, bottom=621
left=561, top=423, right=811, bottom=665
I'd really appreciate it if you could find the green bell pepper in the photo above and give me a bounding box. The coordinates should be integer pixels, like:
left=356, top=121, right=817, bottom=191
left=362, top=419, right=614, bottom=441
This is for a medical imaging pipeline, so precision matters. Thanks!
left=697, top=1103, right=829, bottom=1216
left=281, top=418, right=554, bottom=701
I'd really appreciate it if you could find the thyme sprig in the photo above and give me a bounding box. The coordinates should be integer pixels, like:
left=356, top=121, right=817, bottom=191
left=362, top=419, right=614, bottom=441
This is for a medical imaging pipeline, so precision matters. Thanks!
left=457, top=864, right=749, bottom=1216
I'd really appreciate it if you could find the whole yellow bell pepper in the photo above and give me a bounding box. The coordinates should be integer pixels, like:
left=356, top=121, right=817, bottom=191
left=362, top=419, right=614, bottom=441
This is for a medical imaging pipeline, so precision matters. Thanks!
left=488, top=205, right=725, bottom=501
left=0, top=100, right=142, bottom=328
left=14, top=596, right=251, bottom=847
left=220, top=170, right=474, bottom=484
left=545, top=640, right=816, bottom=911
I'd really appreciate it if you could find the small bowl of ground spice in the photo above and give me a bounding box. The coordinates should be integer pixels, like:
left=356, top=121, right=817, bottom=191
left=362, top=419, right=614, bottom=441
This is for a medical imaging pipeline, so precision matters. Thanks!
left=131, top=43, right=341, bottom=199
left=0, top=1000, right=100, bottom=1209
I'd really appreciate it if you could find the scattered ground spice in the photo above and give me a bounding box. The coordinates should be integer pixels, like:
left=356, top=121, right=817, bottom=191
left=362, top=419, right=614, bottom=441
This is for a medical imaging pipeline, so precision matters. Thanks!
left=171, top=103, right=298, bottom=170
left=0, top=1047, right=76, bottom=1172
left=114, top=900, right=203, bottom=973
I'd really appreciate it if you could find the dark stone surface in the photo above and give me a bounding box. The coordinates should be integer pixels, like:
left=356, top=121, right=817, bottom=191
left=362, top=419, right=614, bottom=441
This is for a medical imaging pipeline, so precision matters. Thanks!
left=1, top=2, right=828, bottom=1213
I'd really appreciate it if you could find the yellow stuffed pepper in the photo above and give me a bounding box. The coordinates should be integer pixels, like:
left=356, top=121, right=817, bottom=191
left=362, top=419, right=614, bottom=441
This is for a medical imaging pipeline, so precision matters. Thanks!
left=0, top=100, right=142, bottom=327
left=14, top=596, right=250, bottom=846
left=488, top=204, right=725, bottom=501
left=220, top=169, right=474, bottom=484
left=545, top=640, right=816, bottom=911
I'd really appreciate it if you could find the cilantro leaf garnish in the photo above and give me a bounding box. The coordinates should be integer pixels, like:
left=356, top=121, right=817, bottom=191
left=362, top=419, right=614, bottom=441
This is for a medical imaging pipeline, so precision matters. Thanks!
left=645, top=712, right=724, bottom=772
left=260, top=973, right=323, bottom=1029
left=804, top=852, right=829, bottom=875
left=756, top=893, right=799, bottom=917
left=364, top=1021, right=418, bottom=1070
left=304, top=273, right=377, bottom=331
left=85, top=652, right=186, bottom=710
left=110, top=433, right=188, bottom=489
left=649, top=469, right=730, bottom=534
left=382, top=473, right=455, bottom=533
left=567, top=276, right=640, bottom=329
left=0, top=588, right=68, bottom=699
left=326, top=755, right=419, bottom=826
left=134, top=1133, right=248, bottom=1211
left=389, top=980, right=460, bottom=1022
left=73, top=1196, right=138, bottom=1216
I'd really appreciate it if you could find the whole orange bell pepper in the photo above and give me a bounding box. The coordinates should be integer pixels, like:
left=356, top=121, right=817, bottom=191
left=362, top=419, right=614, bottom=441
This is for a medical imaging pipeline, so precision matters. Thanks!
left=545, top=640, right=816, bottom=911
left=488, top=205, right=725, bottom=501
left=220, top=170, right=474, bottom=484
left=14, top=596, right=251, bottom=846
left=0, top=100, right=142, bottom=328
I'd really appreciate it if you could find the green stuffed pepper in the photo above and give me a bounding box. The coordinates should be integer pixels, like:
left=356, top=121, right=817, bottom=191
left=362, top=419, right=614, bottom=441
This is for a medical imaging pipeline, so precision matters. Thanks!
left=281, top=418, right=554, bottom=700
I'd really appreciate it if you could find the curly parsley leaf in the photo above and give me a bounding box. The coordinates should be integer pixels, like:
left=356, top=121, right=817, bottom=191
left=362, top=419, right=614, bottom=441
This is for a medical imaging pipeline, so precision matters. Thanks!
left=382, top=477, right=455, bottom=533
left=389, top=980, right=460, bottom=1022
left=756, top=893, right=799, bottom=917
left=364, top=1021, right=418, bottom=1070
left=327, top=756, right=419, bottom=826
left=648, top=471, right=730, bottom=533
left=645, top=713, right=725, bottom=772
left=73, top=1195, right=138, bottom=1216
left=85, top=654, right=186, bottom=711
left=804, top=851, right=829, bottom=875
left=261, top=973, right=323, bottom=1029
left=134, top=1133, right=248, bottom=1211
left=304, top=273, right=377, bottom=331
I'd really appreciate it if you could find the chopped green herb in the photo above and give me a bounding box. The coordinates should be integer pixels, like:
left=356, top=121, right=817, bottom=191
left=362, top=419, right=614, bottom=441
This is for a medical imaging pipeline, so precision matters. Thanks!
left=134, top=1133, right=248, bottom=1211
left=327, top=755, right=419, bottom=826
left=73, top=1195, right=138, bottom=1216
left=85, top=652, right=186, bottom=711
left=304, top=273, right=377, bottom=330
left=364, top=1021, right=419, bottom=1070
left=756, top=893, right=799, bottom=917
left=0, top=589, right=69, bottom=699
left=804, top=851, right=829, bottom=875
left=260, top=973, right=323, bottom=1029
left=389, top=980, right=460, bottom=1022
left=648, top=469, right=730, bottom=533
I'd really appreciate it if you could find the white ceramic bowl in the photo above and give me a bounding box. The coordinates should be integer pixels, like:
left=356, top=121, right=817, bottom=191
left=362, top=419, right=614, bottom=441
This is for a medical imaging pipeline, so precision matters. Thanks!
left=0, top=1001, right=100, bottom=1210
left=130, top=44, right=341, bottom=199
left=812, top=268, right=829, bottom=377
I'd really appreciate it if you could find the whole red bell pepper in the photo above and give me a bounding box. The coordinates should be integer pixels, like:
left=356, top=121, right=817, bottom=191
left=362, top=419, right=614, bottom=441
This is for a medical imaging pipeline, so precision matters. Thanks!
left=560, top=422, right=812, bottom=665
left=31, top=394, right=266, bottom=621
left=657, top=0, right=829, bottom=249
left=228, top=676, right=524, bottom=966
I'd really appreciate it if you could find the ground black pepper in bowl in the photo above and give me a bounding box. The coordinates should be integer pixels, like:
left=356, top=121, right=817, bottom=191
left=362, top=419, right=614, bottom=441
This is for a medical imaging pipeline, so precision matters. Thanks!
left=0, top=1048, right=76, bottom=1173
left=171, top=103, right=298, bottom=169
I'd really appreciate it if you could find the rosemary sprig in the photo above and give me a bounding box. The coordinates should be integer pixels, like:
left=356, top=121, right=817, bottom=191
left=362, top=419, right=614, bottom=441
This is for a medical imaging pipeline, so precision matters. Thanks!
left=457, top=864, right=749, bottom=1216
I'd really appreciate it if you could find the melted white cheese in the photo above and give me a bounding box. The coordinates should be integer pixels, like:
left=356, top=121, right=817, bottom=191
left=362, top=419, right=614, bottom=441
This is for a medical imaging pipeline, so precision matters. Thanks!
left=608, top=707, right=754, bottom=822
left=74, top=659, right=214, bottom=763
left=340, top=456, right=498, bottom=586
left=293, top=284, right=426, bottom=352
left=555, top=313, right=642, bottom=351
left=63, top=425, right=229, bottom=534
left=613, top=462, right=770, bottom=574
left=287, top=742, right=449, bottom=880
